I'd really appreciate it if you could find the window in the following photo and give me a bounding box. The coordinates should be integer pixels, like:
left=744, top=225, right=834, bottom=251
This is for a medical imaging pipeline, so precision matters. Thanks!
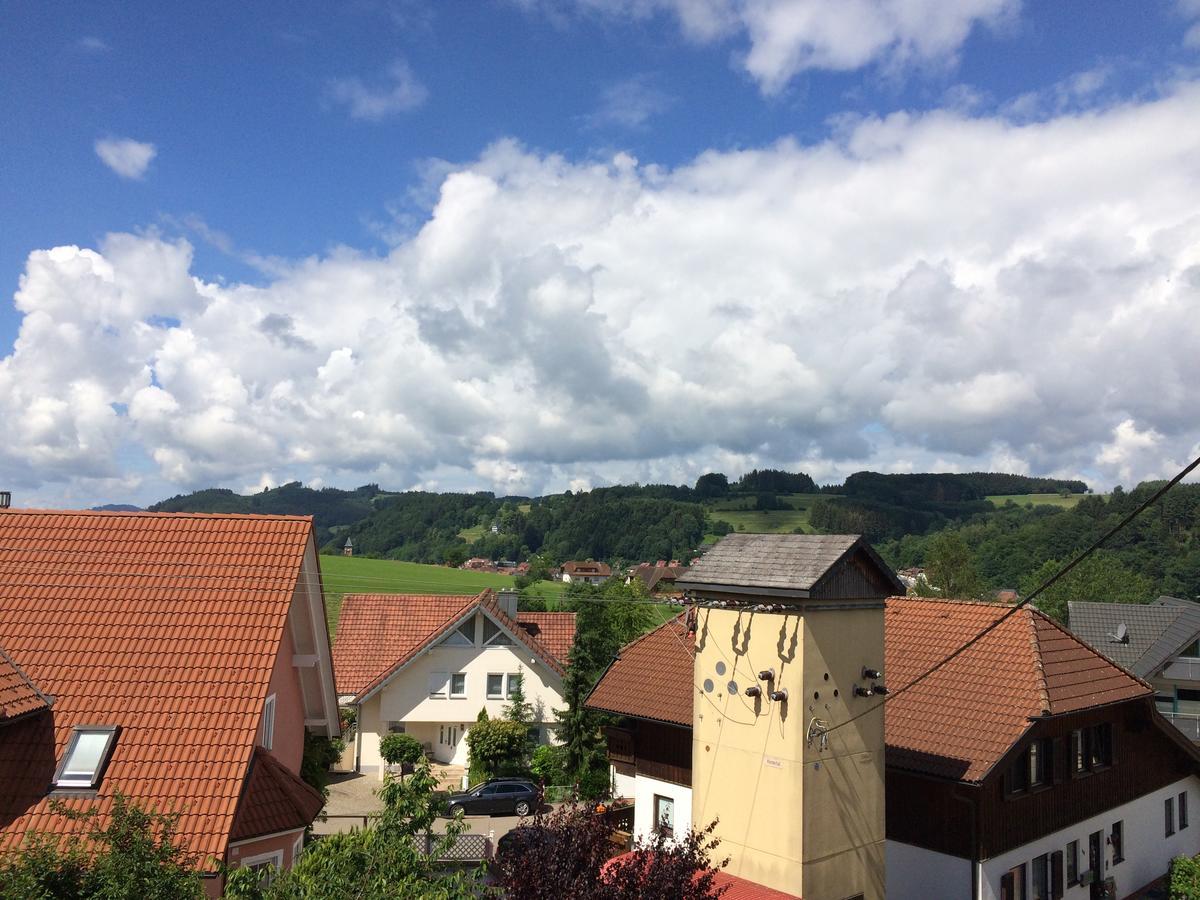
left=1031, top=853, right=1048, bottom=900
left=1001, top=863, right=1026, bottom=900
left=242, top=850, right=283, bottom=888
left=1070, top=724, right=1112, bottom=776
left=482, top=617, right=513, bottom=646
left=1111, top=820, right=1123, bottom=864
left=487, top=673, right=504, bottom=698
left=429, top=672, right=449, bottom=698
left=54, top=726, right=119, bottom=789
left=1010, top=738, right=1052, bottom=793
left=1066, top=840, right=1078, bottom=886
left=653, top=794, right=675, bottom=837
left=1181, top=792, right=1190, bottom=830
left=440, top=618, right=476, bottom=647
left=1050, top=850, right=1064, bottom=899
left=292, top=834, right=304, bottom=863
left=387, top=721, right=406, bottom=733
left=450, top=673, right=467, bottom=698
left=1167, top=796, right=1176, bottom=837
left=261, top=694, right=276, bottom=751
left=1071, top=729, right=1085, bottom=774
left=507, top=672, right=523, bottom=699
left=1029, top=738, right=1049, bottom=786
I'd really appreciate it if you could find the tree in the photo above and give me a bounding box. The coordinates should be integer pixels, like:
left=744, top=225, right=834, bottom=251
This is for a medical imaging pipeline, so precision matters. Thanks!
left=693, top=473, right=729, bottom=499
left=0, top=794, right=206, bottom=899
left=922, top=531, right=984, bottom=600
left=465, top=718, right=529, bottom=780
left=300, top=731, right=344, bottom=798
left=224, top=759, right=481, bottom=900
left=504, top=665, right=533, bottom=728
left=1020, top=551, right=1155, bottom=623
left=379, top=733, right=425, bottom=781
left=492, top=803, right=728, bottom=900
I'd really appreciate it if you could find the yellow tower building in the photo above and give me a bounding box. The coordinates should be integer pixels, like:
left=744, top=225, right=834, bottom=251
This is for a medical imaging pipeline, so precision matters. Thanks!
left=677, top=534, right=904, bottom=900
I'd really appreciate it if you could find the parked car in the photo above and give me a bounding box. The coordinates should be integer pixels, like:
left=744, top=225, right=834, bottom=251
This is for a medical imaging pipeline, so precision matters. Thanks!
left=445, top=778, right=541, bottom=817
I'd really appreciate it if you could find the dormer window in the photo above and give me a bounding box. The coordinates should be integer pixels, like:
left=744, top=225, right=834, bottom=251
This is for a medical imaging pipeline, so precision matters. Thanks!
left=482, top=618, right=512, bottom=646
left=54, top=726, right=119, bottom=790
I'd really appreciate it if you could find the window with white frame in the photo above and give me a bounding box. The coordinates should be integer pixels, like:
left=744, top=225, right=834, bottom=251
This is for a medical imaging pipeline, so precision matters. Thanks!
left=450, top=673, right=467, bottom=698
left=440, top=618, right=476, bottom=647
left=487, top=673, right=504, bottom=698
left=261, top=695, right=276, bottom=751
left=242, top=850, right=283, bottom=887
left=429, top=672, right=449, bottom=698
left=54, top=726, right=119, bottom=790
left=653, top=794, right=675, bottom=837
left=506, top=672, right=523, bottom=698
left=292, top=834, right=304, bottom=863
left=482, top=617, right=513, bottom=646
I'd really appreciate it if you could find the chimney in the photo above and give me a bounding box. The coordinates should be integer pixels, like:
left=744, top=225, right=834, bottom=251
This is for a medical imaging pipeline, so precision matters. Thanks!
left=0, top=491, right=10, bottom=509
left=498, top=588, right=518, bottom=620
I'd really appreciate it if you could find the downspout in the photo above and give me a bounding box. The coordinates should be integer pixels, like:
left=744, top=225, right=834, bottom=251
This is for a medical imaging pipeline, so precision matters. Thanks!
left=354, top=702, right=362, bottom=773
left=952, top=789, right=980, bottom=900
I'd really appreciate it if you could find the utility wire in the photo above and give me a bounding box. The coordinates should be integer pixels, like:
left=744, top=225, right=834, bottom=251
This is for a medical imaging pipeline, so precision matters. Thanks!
left=823, top=452, right=1200, bottom=736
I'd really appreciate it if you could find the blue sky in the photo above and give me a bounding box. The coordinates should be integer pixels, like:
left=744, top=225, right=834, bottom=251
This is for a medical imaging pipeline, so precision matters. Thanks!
left=3, top=1, right=1200, bottom=506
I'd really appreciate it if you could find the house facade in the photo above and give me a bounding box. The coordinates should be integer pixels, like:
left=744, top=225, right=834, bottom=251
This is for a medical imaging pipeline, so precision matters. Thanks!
left=560, top=561, right=612, bottom=584
left=1069, top=596, right=1200, bottom=741
left=0, top=509, right=340, bottom=897
left=333, top=589, right=573, bottom=772
left=589, top=556, right=1200, bottom=900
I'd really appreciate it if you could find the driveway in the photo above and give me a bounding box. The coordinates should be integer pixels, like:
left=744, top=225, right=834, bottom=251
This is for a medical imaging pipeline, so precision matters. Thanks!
left=313, top=771, right=547, bottom=844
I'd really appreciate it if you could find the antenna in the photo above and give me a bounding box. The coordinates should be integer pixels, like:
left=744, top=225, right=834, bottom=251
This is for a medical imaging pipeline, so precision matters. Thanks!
left=1106, top=622, right=1129, bottom=644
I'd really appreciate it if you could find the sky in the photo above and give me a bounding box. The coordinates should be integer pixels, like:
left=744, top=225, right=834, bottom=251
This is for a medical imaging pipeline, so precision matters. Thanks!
left=3, top=0, right=1200, bottom=508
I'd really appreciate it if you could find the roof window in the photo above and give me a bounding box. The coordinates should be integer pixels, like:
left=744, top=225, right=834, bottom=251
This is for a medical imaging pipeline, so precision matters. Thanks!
left=54, top=726, right=119, bottom=789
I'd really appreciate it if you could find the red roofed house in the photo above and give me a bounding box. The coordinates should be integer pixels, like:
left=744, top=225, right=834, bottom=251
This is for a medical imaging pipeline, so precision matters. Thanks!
left=0, top=510, right=340, bottom=897
left=560, top=560, right=612, bottom=585
left=333, top=588, right=574, bottom=773
left=588, top=591, right=1200, bottom=899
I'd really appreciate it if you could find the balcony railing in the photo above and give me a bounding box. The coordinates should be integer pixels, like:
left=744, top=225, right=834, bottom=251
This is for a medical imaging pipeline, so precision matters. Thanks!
left=1160, top=711, right=1200, bottom=742
left=1162, top=658, right=1200, bottom=682
left=605, top=726, right=635, bottom=765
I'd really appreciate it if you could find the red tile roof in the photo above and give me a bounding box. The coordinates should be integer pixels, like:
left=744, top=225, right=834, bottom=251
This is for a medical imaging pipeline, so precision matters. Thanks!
left=333, top=591, right=571, bottom=701
left=0, top=644, right=51, bottom=722
left=0, top=509, right=315, bottom=863
left=587, top=598, right=1151, bottom=783
left=515, top=612, right=576, bottom=663
left=885, top=597, right=1150, bottom=782
left=603, top=851, right=799, bottom=899
left=563, top=561, right=612, bottom=577
left=230, top=747, right=326, bottom=842
left=586, top=615, right=694, bottom=727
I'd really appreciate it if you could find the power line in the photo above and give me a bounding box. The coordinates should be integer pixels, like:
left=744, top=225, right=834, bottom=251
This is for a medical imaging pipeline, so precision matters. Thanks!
left=823, top=453, right=1200, bottom=736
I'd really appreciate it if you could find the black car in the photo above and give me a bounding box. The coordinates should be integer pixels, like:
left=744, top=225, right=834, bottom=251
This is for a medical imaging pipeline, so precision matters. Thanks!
left=445, top=778, right=541, bottom=817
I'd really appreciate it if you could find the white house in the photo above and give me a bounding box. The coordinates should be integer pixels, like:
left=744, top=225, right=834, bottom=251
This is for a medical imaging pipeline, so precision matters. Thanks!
left=560, top=561, right=612, bottom=585
left=332, top=589, right=574, bottom=773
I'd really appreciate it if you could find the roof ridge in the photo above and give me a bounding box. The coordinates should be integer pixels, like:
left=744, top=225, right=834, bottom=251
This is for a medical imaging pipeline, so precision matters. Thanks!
left=1025, top=609, right=1051, bottom=716
left=0, top=508, right=314, bottom=522
left=889, top=594, right=1011, bottom=608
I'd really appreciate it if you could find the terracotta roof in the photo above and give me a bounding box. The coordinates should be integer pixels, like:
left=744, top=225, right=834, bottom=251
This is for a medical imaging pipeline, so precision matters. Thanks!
left=333, top=591, right=569, bottom=701
left=585, top=615, right=695, bottom=727
left=603, top=851, right=798, bottom=899
left=630, top=564, right=687, bottom=593
left=230, top=747, right=326, bottom=842
left=587, top=597, right=1151, bottom=784
left=0, top=644, right=51, bottom=722
left=563, top=561, right=612, bottom=577
left=0, top=509, right=314, bottom=863
left=886, top=597, right=1151, bottom=782
left=677, top=533, right=904, bottom=596
left=515, top=612, right=576, bottom=663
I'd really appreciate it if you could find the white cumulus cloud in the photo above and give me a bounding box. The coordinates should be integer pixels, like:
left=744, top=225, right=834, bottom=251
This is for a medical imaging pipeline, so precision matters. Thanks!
left=94, top=137, right=157, bottom=179
left=8, top=80, right=1200, bottom=505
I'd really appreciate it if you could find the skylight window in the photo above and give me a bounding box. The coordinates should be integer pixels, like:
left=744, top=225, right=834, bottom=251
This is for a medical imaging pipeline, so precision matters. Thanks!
left=54, top=726, right=119, bottom=789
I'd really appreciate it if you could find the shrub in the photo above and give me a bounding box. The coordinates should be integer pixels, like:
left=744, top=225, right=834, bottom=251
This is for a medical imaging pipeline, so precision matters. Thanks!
left=379, top=733, right=424, bottom=767
left=530, top=744, right=569, bottom=785
left=466, top=718, right=528, bottom=780
left=1170, top=855, right=1200, bottom=899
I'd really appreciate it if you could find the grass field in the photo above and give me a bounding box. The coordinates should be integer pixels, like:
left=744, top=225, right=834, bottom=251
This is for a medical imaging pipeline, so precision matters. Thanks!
left=987, top=493, right=1090, bottom=509
left=318, top=555, right=567, bottom=634
left=706, top=493, right=836, bottom=535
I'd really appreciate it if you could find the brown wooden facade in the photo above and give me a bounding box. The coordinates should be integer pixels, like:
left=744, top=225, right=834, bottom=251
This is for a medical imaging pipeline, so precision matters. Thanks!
left=887, top=697, right=1200, bottom=861
left=606, top=719, right=692, bottom=788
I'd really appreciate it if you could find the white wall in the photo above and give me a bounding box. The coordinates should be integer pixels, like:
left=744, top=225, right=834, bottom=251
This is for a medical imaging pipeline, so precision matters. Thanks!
left=886, top=841, right=972, bottom=900
left=613, top=768, right=637, bottom=800
left=980, top=776, right=1200, bottom=900
left=633, top=775, right=692, bottom=846
left=357, top=610, right=566, bottom=770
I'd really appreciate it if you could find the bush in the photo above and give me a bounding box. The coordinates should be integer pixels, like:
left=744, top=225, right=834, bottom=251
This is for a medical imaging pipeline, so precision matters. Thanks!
left=301, top=732, right=345, bottom=798
left=576, top=763, right=612, bottom=801
left=1170, top=855, right=1200, bottom=899
left=466, top=719, right=529, bottom=780
left=530, top=744, right=569, bottom=785
left=379, top=733, right=425, bottom=767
